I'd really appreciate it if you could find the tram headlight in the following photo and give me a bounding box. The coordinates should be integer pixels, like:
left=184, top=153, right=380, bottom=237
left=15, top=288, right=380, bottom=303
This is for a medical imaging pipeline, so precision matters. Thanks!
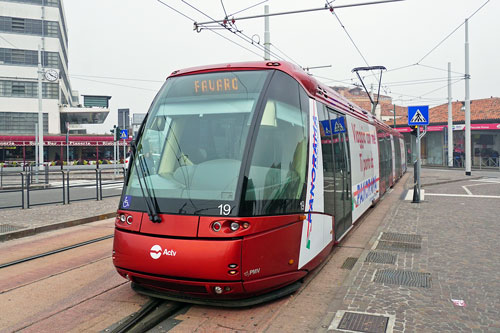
left=230, top=222, right=240, bottom=231
left=214, top=286, right=223, bottom=294
left=126, top=215, right=133, bottom=225
left=212, top=221, right=222, bottom=232
left=120, top=214, right=126, bottom=223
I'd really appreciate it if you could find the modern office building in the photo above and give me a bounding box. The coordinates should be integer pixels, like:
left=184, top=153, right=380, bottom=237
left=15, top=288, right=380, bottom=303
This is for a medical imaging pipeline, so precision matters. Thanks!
left=0, top=0, right=116, bottom=164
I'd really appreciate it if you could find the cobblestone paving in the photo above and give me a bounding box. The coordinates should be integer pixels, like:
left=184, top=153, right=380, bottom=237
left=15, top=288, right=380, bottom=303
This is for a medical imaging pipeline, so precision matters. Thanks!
left=334, top=169, right=500, bottom=332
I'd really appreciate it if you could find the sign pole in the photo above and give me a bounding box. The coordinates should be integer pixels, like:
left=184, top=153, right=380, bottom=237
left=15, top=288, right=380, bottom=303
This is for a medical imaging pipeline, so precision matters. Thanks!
left=408, top=105, right=429, bottom=203
left=412, top=126, right=420, bottom=203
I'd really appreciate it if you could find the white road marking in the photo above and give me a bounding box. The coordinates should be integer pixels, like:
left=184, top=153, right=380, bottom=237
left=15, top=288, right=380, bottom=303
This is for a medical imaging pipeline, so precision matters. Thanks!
left=425, top=193, right=500, bottom=199
left=404, top=190, right=425, bottom=201
left=470, top=178, right=500, bottom=184
left=462, top=186, right=473, bottom=195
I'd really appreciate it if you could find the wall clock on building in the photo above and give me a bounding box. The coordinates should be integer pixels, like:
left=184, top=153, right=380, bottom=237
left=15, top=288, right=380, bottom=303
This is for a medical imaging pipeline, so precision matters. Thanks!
left=44, top=69, right=59, bottom=82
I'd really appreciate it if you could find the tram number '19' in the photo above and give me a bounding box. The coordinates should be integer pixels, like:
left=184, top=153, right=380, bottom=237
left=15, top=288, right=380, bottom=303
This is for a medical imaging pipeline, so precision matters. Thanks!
left=218, top=204, right=231, bottom=215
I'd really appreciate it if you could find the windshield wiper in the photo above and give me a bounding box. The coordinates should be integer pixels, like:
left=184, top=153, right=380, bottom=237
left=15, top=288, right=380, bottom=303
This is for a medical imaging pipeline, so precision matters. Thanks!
left=129, top=141, right=162, bottom=223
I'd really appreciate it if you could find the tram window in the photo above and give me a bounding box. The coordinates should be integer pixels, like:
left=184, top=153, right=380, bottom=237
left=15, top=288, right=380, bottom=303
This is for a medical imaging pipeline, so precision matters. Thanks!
left=242, top=72, right=308, bottom=215
left=318, top=103, right=335, bottom=217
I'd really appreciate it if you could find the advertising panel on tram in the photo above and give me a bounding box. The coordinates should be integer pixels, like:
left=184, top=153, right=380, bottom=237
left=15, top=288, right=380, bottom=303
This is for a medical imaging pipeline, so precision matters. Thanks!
left=347, top=115, right=380, bottom=223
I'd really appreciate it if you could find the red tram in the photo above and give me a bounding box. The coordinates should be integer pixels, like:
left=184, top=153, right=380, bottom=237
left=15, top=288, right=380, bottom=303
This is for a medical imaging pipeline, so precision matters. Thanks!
left=112, top=61, right=406, bottom=306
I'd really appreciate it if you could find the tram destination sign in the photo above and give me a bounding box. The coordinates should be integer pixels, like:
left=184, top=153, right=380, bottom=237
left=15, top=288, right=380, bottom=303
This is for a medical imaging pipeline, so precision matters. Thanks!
left=408, top=105, right=429, bottom=126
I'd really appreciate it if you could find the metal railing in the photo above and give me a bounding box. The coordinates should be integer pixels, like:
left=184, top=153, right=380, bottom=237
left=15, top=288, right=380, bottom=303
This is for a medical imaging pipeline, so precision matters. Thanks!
left=26, top=170, right=65, bottom=208
left=0, top=167, right=125, bottom=210
left=0, top=172, right=25, bottom=210
left=67, top=169, right=100, bottom=203
left=99, top=168, right=126, bottom=200
left=478, top=156, right=500, bottom=170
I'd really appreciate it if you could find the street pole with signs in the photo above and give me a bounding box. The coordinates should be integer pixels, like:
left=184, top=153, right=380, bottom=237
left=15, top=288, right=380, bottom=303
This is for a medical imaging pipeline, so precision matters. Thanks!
left=408, top=106, right=429, bottom=203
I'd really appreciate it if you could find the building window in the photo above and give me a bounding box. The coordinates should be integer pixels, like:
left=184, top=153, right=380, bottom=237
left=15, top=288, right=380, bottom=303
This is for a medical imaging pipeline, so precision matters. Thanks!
left=11, top=17, right=25, bottom=32
left=0, top=80, right=58, bottom=99
left=0, top=112, right=48, bottom=134
left=11, top=49, right=26, bottom=64
left=0, top=17, right=65, bottom=63
left=44, top=21, right=59, bottom=37
left=0, top=48, right=60, bottom=68
left=11, top=83, right=25, bottom=96
left=0, top=0, right=59, bottom=7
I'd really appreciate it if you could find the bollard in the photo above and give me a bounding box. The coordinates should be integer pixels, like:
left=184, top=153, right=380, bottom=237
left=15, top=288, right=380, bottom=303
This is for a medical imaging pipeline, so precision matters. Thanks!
left=96, top=169, right=100, bottom=201
left=412, top=160, right=420, bottom=203
left=21, top=172, right=25, bottom=209
left=61, top=171, right=66, bottom=205
left=67, top=170, right=71, bottom=203
left=26, top=172, right=31, bottom=209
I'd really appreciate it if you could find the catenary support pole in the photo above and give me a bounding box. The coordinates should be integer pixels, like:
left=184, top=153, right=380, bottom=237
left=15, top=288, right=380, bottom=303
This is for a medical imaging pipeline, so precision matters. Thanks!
left=447, top=62, right=453, bottom=167
left=393, top=104, right=396, bottom=127
left=464, top=19, right=472, bottom=176
left=264, top=5, right=270, bottom=60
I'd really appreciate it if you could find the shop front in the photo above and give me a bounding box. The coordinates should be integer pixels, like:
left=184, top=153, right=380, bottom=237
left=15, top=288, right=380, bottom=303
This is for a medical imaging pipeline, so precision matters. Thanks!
left=398, top=123, right=500, bottom=168
left=0, top=135, right=130, bottom=166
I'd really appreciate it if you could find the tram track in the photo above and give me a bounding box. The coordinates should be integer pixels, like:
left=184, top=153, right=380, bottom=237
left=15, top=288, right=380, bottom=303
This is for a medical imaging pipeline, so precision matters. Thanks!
left=107, top=299, right=187, bottom=333
left=0, top=234, right=114, bottom=269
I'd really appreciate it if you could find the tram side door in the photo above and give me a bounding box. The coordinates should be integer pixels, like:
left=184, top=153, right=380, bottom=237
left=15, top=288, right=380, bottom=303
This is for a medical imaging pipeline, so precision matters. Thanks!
left=327, top=108, right=352, bottom=240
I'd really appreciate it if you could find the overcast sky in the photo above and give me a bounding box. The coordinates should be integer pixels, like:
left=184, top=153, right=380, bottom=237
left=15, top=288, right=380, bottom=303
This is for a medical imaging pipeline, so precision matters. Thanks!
left=63, top=0, right=499, bottom=129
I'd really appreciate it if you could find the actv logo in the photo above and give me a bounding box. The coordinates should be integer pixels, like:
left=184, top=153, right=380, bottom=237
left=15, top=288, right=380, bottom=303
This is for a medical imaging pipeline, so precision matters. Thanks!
left=150, top=245, right=177, bottom=259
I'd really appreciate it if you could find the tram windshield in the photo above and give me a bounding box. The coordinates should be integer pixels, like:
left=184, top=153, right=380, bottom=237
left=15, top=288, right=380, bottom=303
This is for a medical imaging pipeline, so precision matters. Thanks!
left=124, top=71, right=269, bottom=214
left=124, top=69, right=309, bottom=216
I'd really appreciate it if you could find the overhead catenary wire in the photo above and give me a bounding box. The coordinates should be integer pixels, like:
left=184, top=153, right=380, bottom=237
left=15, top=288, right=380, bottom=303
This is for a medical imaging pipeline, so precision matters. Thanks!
left=269, top=43, right=302, bottom=68
left=330, top=11, right=370, bottom=69
left=195, top=0, right=405, bottom=25
left=180, top=0, right=292, bottom=62
left=313, top=73, right=462, bottom=90
left=157, top=0, right=478, bottom=108
left=71, top=74, right=164, bottom=83
left=384, top=0, right=490, bottom=76
left=416, top=64, right=465, bottom=76
left=228, top=0, right=269, bottom=17
left=70, top=76, right=158, bottom=92
left=389, top=78, right=464, bottom=105
left=416, top=0, right=490, bottom=64
left=156, top=0, right=264, bottom=58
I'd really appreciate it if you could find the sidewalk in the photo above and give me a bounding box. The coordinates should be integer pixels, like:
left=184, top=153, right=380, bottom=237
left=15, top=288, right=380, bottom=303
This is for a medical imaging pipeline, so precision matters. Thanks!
left=0, top=197, right=119, bottom=241
left=319, top=168, right=500, bottom=332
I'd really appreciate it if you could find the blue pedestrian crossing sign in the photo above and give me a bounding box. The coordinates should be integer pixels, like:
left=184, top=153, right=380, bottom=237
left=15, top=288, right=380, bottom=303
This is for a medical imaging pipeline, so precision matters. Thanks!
left=120, top=129, right=128, bottom=140
left=408, top=105, right=429, bottom=125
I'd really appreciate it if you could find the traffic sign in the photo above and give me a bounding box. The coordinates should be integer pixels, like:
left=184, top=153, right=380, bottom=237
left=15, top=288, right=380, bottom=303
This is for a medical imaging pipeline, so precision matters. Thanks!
left=120, top=129, right=128, bottom=140
left=408, top=105, right=429, bottom=125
